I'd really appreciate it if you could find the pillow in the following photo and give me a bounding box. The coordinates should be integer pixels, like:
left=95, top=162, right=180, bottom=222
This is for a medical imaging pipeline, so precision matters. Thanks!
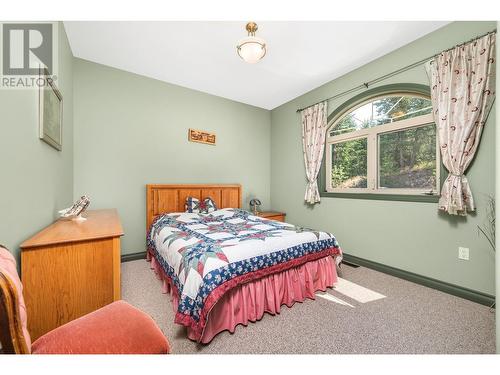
left=185, top=197, right=217, bottom=214
left=203, top=197, right=217, bottom=213
left=185, top=196, right=200, bottom=213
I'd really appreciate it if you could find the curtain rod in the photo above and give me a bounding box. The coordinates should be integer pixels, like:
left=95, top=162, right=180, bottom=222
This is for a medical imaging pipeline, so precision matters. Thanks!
left=296, top=28, right=496, bottom=113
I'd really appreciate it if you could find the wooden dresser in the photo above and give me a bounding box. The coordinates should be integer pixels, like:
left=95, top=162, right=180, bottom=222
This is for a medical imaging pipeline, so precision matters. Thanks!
left=20, top=209, right=123, bottom=340
left=256, top=211, right=286, bottom=222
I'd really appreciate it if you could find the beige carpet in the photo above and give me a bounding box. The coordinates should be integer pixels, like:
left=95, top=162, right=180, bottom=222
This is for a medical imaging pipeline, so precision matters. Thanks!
left=121, top=259, right=495, bottom=354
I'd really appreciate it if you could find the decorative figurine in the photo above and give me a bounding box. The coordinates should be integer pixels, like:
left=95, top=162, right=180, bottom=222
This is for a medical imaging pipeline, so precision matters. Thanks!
left=59, top=195, right=91, bottom=222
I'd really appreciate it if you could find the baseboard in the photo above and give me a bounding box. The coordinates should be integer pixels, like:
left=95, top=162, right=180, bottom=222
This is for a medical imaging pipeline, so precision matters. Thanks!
left=121, top=251, right=147, bottom=263
left=342, top=253, right=495, bottom=307
left=120, top=250, right=494, bottom=306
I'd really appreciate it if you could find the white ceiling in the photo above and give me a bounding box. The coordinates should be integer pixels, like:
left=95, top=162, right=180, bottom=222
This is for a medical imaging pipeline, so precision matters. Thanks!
left=64, top=21, right=449, bottom=110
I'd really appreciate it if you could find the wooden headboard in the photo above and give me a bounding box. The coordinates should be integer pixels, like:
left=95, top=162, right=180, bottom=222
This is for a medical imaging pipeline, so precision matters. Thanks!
left=146, top=184, right=242, bottom=230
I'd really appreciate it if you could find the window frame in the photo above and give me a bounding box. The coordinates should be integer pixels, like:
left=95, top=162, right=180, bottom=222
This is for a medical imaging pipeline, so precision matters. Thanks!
left=320, top=84, right=444, bottom=202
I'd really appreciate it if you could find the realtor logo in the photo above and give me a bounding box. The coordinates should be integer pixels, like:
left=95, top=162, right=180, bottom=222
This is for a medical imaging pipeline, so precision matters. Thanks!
left=2, top=23, right=53, bottom=75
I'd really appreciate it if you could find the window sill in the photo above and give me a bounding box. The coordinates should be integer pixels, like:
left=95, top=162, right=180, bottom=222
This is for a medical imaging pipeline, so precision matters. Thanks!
left=319, top=191, right=440, bottom=203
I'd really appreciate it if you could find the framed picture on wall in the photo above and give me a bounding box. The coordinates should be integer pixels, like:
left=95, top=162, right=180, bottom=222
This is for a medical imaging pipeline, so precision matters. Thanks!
left=188, top=128, right=216, bottom=145
left=39, top=67, right=63, bottom=151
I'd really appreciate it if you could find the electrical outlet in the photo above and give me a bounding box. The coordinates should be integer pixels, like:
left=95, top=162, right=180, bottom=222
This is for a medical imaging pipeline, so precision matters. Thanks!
left=458, top=247, right=470, bottom=260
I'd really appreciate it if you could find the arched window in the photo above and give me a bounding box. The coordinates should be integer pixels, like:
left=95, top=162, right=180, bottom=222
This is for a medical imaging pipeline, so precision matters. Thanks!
left=326, top=87, right=439, bottom=195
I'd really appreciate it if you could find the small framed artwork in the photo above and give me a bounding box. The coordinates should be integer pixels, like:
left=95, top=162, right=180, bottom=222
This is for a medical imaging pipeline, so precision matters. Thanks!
left=39, top=67, right=63, bottom=151
left=188, top=128, right=216, bottom=145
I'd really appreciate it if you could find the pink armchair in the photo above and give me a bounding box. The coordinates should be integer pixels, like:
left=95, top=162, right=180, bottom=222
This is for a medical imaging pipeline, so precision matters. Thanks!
left=0, top=245, right=170, bottom=354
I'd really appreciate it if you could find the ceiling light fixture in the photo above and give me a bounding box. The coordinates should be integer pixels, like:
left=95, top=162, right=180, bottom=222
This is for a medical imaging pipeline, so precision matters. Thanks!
left=236, top=22, right=266, bottom=64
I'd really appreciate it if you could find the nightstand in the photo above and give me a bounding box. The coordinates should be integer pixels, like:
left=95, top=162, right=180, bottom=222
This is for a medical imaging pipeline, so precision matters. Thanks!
left=255, top=211, right=286, bottom=222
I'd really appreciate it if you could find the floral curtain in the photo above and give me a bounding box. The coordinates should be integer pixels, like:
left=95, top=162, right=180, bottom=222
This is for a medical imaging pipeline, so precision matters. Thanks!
left=301, top=101, right=327, bottom=204
left=426, top=33, right=496, bottom=216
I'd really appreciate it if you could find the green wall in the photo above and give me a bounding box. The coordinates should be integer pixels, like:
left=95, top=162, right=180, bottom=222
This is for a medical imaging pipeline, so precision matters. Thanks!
left=0, top=22, right=74, bottom=263
left=73, top=59, right=271, bottom=255
left=270, top=21, right=496, bottom=295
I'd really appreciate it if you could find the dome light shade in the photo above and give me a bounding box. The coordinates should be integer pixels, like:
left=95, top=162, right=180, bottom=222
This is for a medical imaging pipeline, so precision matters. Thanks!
left=237, top=22, right=266, bottom=64
left=237, top=36, right=266, bottom=63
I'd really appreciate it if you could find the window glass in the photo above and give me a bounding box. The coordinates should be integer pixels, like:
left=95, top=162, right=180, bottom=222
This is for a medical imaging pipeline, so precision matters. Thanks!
left=331, top=138, right=368, bottom=189
left=330, top=95, right=432, bottom=137
left=378, top=124, right=437, bottom=190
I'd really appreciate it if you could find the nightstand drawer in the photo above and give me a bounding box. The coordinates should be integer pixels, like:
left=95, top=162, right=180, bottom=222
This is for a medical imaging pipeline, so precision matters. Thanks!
left=265, top=214, right=285, bottom=222
left=256, top=211, right=286, bottom=222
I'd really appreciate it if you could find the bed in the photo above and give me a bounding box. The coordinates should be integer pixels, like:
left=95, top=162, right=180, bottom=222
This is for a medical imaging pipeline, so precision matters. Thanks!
left=146, top=184, right=342, bottom=343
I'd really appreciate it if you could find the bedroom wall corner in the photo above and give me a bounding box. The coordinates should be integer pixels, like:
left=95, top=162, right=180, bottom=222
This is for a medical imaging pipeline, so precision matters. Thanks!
left=72, top=59, right=272, bottom=255
left=0, top=21, right=74, bottom=263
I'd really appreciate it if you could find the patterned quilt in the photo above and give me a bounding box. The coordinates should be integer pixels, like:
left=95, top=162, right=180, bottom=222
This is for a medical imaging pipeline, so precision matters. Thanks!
left=147, top=208, right=341, bottom=340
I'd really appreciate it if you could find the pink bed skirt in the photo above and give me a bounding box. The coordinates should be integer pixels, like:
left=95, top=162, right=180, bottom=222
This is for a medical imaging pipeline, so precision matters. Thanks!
left=148, top=254, right=338, bottom=344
